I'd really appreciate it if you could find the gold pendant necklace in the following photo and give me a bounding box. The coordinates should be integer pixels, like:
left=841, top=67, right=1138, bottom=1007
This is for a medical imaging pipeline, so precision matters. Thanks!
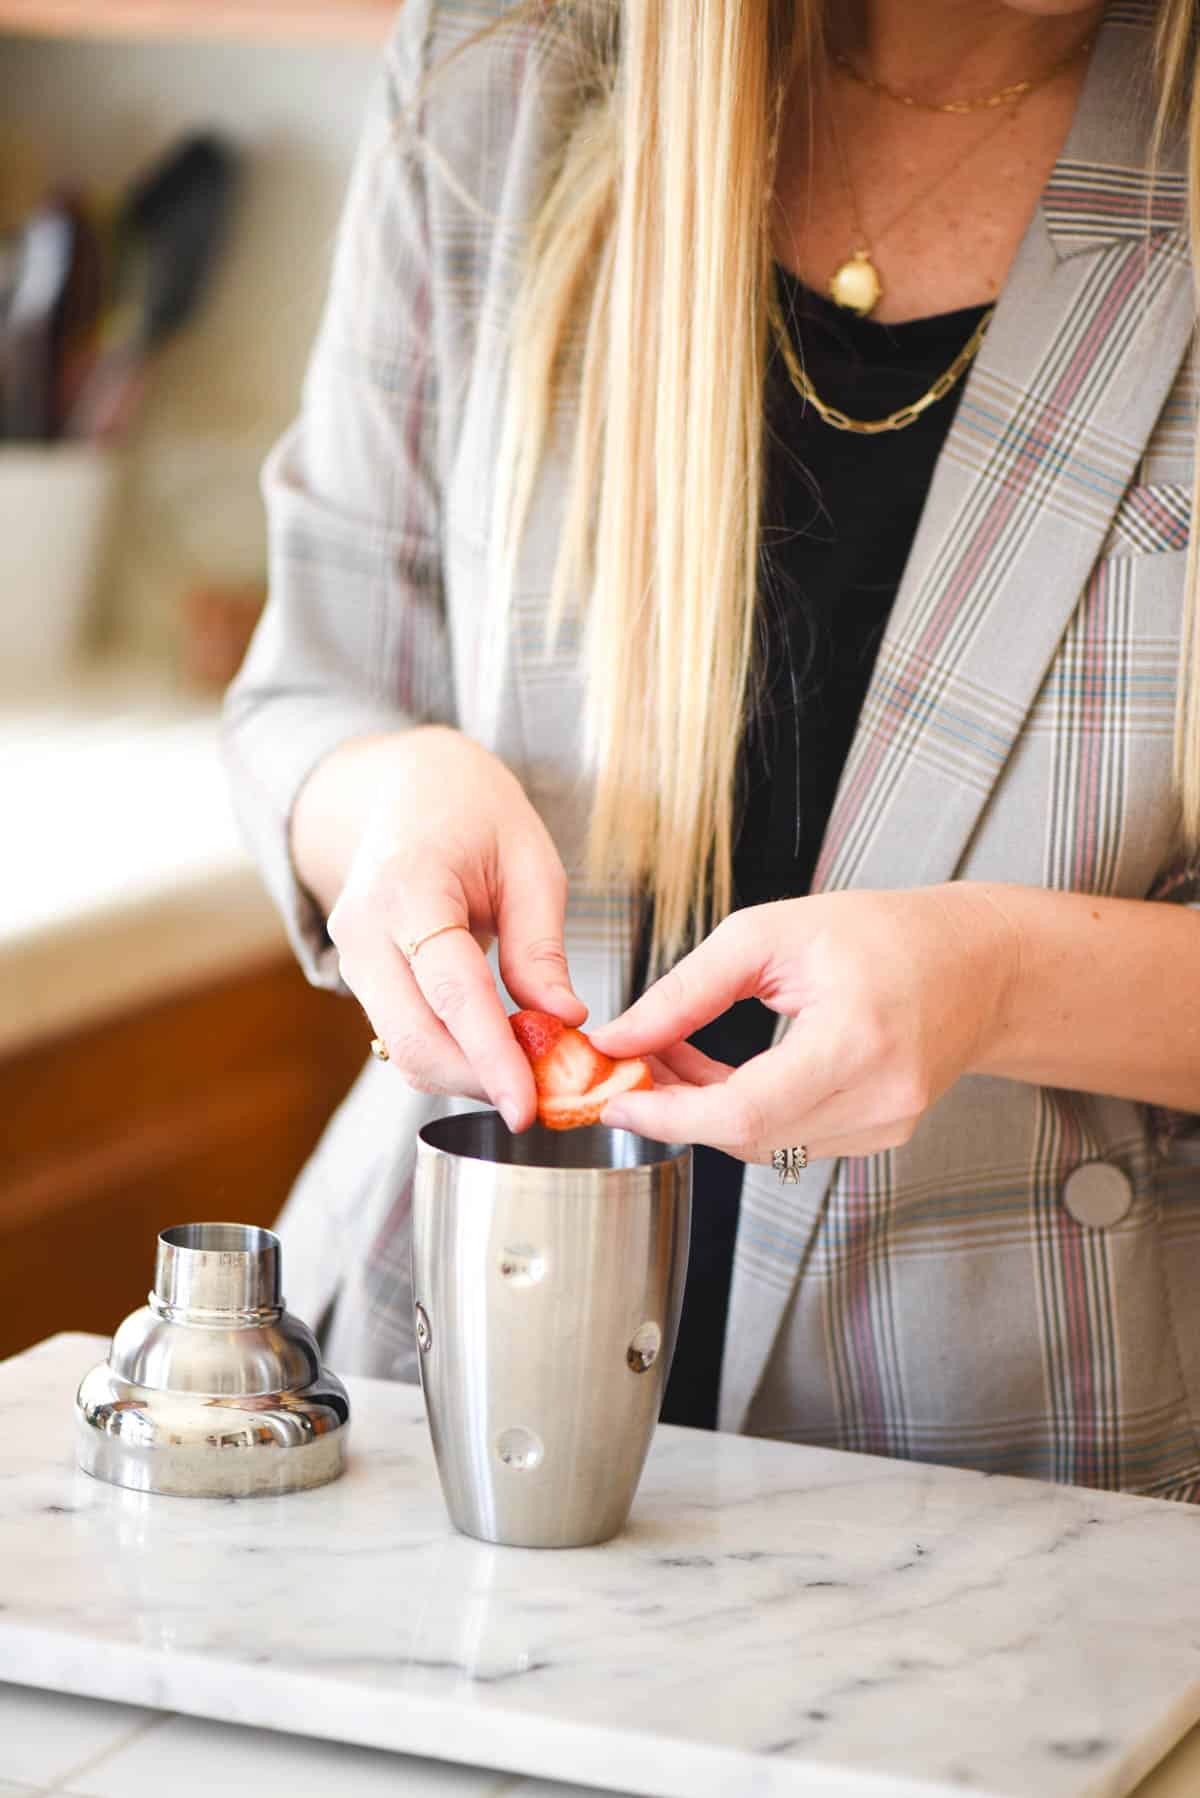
left=823, top=78, right=1029, bottom=318
left=829, top=248, right=883, bottom=317
left=820, top=24, right=1093, bottom=317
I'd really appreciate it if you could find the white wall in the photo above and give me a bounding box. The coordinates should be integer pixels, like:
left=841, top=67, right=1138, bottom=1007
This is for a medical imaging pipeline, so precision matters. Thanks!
left=0, top=29, right=381, bottom=661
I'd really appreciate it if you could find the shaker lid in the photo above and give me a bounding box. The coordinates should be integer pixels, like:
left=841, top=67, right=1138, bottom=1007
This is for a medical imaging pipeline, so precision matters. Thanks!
left=76, top=1222, right=349, bottom=1499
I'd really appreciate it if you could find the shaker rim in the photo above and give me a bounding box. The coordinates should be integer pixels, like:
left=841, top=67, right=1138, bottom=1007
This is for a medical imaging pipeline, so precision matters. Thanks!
left=419, top=1110, right=690, bottom=1172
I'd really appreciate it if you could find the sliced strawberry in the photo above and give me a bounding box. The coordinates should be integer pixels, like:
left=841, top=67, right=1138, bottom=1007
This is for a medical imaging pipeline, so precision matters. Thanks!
left=545, top=1029, right=608, bottom=1097
left=539, top=1056, right=653, bottom=1131
left=510, top=1010, right=606, bottom=1098
left=509, top=1010, right=564, bottom=1065
left=509, top=1009, right=653, bottom=1132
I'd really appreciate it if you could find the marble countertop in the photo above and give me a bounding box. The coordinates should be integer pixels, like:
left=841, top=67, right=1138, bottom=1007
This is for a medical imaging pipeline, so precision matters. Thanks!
left=3, top=1682, right=1199, bottom=1798
left=1, top=661, right=285, bottom=1056
left=0, top=1681, right=609, bottom=1798
left=3, top=1334, right=1199, bottom=1798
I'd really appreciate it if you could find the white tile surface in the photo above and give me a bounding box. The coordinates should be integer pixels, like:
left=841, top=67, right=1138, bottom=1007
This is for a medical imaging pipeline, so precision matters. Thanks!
left=59, top=1712, right=614, bottom=1798
left=3, top=1333, right=1200, bottom=1798
left=0, top=1683, right=153, bottom=1788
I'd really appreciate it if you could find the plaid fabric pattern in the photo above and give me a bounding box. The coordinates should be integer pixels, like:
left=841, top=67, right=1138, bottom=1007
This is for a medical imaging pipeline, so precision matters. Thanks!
left=1104, top=481, right=1192, bottom=554
left=225, top=0, right=1200, bottom=1493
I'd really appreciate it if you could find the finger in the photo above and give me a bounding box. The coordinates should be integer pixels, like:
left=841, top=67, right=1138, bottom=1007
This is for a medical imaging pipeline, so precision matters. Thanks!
left=643, top=1051, right=723, bottom=1089
left=603, top=1032, right=832, bottom=1155
left=644, top=1054, right=685, bottom=1088
left=589, top=915, right=764, bottom=1058
left=600, top=1080, right=743, bottom=1150
left=602, top=1080, right=916, bottom=1163
left=495, top=853, right=587, bottom=1024
left=339, top=945, right=488, bottom=1100
left=406, top=927, right=539, bottom=1130
left=748, top=1038, right=929, bottom=1148
left=652, top=1040, right=732, bottom=1086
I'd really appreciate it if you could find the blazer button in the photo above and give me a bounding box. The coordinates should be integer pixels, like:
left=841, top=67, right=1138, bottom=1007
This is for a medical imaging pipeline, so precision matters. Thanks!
left=1062, top=1161, right=1134, bottom=1228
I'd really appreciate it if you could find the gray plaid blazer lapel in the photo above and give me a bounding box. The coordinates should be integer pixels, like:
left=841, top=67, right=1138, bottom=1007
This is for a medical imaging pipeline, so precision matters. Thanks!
left=721, top=4, right=1193, bottom=1434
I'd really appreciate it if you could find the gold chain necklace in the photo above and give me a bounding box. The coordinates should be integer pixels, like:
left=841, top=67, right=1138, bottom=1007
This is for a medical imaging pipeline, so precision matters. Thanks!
left=766, top=287, right=995, bottom=435
left=824, top=85, right=1024, bottom=316
left=831, top=31, right=1094, bottom=116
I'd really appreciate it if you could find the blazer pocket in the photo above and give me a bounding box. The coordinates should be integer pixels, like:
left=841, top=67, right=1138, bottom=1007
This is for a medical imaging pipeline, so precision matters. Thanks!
left=1102, top=479, right=1191, bottom=556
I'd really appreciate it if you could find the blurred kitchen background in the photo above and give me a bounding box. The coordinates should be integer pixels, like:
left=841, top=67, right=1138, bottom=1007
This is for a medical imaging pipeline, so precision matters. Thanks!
left=1, top=1, right=397, bottom=1357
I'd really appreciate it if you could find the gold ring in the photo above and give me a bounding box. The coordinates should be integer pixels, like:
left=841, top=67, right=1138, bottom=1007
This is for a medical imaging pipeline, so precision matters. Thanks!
left=400, top=921, right=470, bottom=963
left=369, top=1037, right=390, bottom=1062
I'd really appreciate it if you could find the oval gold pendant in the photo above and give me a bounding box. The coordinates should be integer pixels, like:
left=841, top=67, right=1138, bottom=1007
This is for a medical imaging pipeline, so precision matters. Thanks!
left=829, top=250, right=883, bottom=317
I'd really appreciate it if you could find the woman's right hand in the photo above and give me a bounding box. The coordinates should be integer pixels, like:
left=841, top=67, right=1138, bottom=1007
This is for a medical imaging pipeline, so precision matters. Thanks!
left=293, top=726, right=586, bottom=1130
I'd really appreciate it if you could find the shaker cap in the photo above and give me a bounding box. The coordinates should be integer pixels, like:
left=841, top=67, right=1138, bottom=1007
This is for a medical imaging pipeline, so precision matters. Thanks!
left=76, top=1222, right=349, bottom=1499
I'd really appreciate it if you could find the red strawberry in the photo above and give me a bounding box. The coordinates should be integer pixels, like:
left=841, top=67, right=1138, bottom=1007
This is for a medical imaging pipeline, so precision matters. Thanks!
left=537, top=1059, right=654, bottom=1131
left=509, top=1009, right=653, bottom=1132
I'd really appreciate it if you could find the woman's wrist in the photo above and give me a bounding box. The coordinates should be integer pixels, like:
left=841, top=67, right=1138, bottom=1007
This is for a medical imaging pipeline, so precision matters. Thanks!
left=944, top=882, right=1026, bottom=1072
left=915, top=882, right=1023, bottom=1077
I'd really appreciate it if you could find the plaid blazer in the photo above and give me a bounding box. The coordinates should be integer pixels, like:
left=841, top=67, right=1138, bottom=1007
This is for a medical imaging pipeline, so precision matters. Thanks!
left=225, top=0, right=1200, bottom=1500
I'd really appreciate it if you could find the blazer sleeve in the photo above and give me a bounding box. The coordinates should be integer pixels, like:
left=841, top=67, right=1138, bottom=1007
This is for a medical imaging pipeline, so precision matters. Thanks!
left=223, top=0, right=453, bottom=990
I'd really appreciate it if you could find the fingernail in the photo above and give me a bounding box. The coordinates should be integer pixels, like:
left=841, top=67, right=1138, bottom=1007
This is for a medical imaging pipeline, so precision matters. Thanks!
left=602, top=1106, right=631, bottom=1131
left=498, top=1097, right=523, bottom=1132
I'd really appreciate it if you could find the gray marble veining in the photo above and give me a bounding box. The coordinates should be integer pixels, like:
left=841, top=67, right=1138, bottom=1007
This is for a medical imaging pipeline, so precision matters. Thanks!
left=0, top=1334, right=1197, bottom=1798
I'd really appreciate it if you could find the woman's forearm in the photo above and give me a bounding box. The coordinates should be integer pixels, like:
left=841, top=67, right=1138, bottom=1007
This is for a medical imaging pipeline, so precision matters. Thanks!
left=962, top=883, right=1200, bottom=1112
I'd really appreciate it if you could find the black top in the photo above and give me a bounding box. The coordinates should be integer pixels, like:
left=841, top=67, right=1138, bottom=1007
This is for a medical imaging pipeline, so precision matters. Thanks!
left=657, top=269, right=990, bottom=1430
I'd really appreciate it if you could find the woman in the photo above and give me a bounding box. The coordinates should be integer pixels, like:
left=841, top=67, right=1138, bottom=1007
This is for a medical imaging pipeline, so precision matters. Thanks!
left=225, top=0, right=1200, bottom=1497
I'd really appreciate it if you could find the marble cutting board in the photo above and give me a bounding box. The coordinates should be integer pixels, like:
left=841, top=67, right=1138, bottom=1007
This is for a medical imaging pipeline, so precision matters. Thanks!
left=1, top=1333, right=1198, bottom=1798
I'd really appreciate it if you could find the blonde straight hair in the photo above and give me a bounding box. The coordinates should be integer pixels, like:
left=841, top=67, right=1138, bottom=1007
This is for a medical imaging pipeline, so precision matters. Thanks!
left=477, top=0, right=1200, bottom=967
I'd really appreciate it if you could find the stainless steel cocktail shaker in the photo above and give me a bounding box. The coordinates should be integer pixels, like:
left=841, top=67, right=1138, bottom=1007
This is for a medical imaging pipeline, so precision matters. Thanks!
left=413, top=1114, right=691, bottom=1549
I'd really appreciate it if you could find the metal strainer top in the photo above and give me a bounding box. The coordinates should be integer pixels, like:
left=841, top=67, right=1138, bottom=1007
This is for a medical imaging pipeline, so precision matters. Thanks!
left=76, top=1222, right=349, bottom=1499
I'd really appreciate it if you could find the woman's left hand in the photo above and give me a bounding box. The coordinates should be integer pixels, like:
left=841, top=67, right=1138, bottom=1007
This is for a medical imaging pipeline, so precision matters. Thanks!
left=589, top=884, right=1019, bottom=1164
